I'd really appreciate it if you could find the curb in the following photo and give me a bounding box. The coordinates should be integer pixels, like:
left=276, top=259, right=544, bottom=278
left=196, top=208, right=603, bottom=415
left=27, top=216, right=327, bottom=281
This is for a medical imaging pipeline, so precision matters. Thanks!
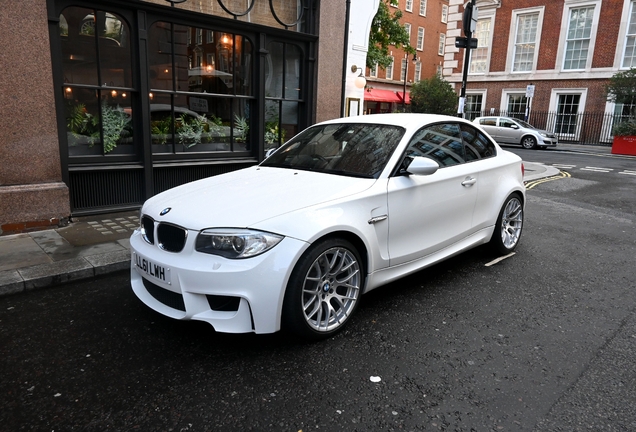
left=0, top=250, right=130, bottom=297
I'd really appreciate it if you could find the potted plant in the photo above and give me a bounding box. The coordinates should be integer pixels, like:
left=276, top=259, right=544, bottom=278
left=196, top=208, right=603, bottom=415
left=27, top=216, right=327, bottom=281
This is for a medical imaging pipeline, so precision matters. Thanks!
left=606, top=68, right=636, bottom=155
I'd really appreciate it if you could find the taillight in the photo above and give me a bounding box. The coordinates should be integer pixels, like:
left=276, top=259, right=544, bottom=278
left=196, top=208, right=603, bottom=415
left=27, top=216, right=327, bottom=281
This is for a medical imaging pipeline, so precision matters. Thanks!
left=521, top=163, right=525, bottom=178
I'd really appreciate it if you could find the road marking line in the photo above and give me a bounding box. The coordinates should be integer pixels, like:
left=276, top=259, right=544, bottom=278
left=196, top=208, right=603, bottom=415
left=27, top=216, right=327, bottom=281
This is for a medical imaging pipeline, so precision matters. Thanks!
left=485, top=252, right=516, bottom=267
left=525, top=170, right=571, bottom=189
left=619, top=170, right=636, bottom=176
left=581, top=166, right=613, bottom=172
left=553, top=164, right=576, bottom=169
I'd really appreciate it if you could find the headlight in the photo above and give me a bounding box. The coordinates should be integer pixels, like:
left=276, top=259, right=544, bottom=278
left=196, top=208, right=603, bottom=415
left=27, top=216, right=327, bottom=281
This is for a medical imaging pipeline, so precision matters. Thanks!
left=540, top=132, right=548, bottom=138
left=195, top=229, right=283, bottom=259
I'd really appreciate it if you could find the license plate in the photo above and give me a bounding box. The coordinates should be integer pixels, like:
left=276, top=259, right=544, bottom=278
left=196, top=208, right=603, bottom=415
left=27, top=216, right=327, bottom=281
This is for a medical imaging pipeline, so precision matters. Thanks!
left=133, top=252, right=171, bottom=284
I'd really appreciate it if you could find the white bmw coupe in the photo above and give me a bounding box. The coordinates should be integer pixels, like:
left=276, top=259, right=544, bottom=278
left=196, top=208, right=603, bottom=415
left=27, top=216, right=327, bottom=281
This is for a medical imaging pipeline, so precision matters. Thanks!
left=130, top=114, right=525, bottom=339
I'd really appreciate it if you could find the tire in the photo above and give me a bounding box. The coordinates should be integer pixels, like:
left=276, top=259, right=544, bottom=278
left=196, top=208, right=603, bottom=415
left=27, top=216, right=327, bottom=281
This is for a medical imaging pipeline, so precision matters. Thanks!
left=490, top=193, right=524, bottom=255
left=521, top=136, right=537, bottom=149
left=282, top=238, right=363, bottom=340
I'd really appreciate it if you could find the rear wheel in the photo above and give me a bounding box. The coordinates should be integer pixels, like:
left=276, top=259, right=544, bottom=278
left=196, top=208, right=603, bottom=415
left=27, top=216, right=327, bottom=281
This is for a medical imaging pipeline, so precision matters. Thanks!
left=490, top=194, right=524, bottom=254
left=521, top=136, right=537, bottom=149
left=282, top=238, right=363, bottom=340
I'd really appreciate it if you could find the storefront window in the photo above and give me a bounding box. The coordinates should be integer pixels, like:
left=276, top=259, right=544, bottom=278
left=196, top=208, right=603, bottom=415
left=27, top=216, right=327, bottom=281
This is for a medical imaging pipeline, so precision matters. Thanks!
left=264, top=42, right=302, bottom=150
left=148, top=22, right=254, bottom=153
left=60, top=7, right=135, bottom=157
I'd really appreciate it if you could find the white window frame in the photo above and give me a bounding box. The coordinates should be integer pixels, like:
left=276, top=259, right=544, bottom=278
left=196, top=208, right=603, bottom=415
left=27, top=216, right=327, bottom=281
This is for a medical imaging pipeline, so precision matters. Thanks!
left=500, top=90, right=528, bottom=115
left=414, top=60, right=422, bottom=83
left=438, top=33, right=446, bottom=56
left=557, top=0, right=601, bottom=72
left=508, top=7, right=545, bottom=73
left=370, top=63, right=378, bottom=78
left=469, top=15, right=494, bottom=75
left=406, top=0, right=413, bottom=12
left=401, top=57, right=408, bottom=81
left=441, top=5, right=448, bottom=23
left=547, top=88, right=588, bottom=140
left=419, top=0, right=427, bottom=16
left=386, top=56, right=394, bottom=80
left=618, top=0, right=636, bottom=69
left=417, top=27, right=425, bottom=51
left=404, top=23, right=411, bottom=42
left=465, top=90, right=487, bottom=120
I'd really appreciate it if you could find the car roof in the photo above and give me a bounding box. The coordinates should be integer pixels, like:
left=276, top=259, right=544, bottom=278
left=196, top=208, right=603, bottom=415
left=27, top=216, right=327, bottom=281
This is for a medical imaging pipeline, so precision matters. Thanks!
left=317, top=113, right=472, bottom=130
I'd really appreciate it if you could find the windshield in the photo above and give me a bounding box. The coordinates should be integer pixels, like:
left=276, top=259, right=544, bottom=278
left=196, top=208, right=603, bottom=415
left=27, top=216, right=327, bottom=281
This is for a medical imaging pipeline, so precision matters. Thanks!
left=261, top=123, right=405, bottom=178
left=514, top=119, right=535, bottom=129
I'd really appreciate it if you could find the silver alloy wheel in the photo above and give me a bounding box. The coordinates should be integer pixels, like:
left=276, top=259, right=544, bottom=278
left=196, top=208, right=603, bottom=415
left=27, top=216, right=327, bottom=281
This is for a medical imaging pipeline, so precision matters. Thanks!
left=301, top=247, right=361, bottom=332
left=500, top=197, right=523, bottom=249
left=521, top=136, right=536, bottom=149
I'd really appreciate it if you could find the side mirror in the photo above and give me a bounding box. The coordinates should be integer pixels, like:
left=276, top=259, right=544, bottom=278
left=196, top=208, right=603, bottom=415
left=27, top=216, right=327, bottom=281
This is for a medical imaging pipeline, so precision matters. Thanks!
left=510, top=124, right=519, bottom=129
left=264, top=148, right=277, bottom=159
left=406, top=156, right=439, bottom=176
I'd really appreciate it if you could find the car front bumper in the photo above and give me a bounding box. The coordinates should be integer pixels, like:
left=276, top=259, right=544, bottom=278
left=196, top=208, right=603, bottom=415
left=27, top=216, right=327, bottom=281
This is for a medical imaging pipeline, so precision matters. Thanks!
left=539, top=138, right=558, bottom=147
left=129, top=229, right=308, bottom=334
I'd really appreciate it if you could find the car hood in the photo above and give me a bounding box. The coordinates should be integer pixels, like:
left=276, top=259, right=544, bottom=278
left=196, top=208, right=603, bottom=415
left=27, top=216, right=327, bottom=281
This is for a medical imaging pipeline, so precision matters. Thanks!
left=142, top=166, right=375, bottom=231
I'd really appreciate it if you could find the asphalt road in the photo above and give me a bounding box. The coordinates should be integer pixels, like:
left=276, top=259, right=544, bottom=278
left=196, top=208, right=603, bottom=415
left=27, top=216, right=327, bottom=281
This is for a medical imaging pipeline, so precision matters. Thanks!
left=1, top=149, right=635, bottom=431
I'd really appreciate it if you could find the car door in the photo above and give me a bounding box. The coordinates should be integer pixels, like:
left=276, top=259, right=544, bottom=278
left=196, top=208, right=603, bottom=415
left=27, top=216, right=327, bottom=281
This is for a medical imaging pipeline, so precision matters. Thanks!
left=497, top=118, right=521, bottom=144
left=478, top=117, right=500, bottom=141
left=387, top=122, right=479, bottom=266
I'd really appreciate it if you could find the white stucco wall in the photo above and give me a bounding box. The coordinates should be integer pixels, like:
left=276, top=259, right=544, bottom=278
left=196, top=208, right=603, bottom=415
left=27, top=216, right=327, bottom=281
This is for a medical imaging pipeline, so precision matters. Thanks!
left=344, top=0, right=380, bottom=116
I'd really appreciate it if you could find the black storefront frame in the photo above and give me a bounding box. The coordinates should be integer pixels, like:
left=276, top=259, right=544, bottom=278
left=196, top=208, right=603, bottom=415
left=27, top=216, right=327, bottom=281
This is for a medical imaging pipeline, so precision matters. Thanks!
left=46, top=0, right=317, bottom=215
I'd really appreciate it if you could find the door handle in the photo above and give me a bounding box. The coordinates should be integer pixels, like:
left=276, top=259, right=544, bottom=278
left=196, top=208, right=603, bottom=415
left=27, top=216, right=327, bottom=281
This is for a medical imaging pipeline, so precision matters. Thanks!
left=461, top=177, right=477, bottom=187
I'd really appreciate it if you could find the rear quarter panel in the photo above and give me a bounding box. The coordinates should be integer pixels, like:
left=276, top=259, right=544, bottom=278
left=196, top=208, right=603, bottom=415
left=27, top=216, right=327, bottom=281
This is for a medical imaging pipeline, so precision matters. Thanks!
left=471, top=149, right=525, bottom=231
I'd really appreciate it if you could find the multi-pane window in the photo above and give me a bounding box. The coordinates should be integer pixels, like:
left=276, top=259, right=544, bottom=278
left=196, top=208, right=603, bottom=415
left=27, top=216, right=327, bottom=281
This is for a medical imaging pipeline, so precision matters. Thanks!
left=404, top=23, right=411, bottom=41
left=563, top=6, right=595, bottom=70
left=555, top=94, right=581, bottom=135
left=406, top=0, right=413, bottom=12
left=507, top=94, right=528, bottom=116
left=623, top=1, right=636, bottom=68
left=442, top=5, right=448, bottom=23
left=370, top=63, right=378, bottom=78
left=414, top=61, right=422, bottom=83
left=417, top=27, right=425, bottom=50
left=465, top=94, right=483, bottom=120
left=401, top=58, right=408, bottom=81
left=60, top=7, right=135, bottom=157
left=386, top=57, right=394, bottom=80
left=420, top=0, right=427, bottom=16
left=148, top=23, right=254, bottom=154
left=470, top=18, right=491, bottom=74
left=513, top=13, right=539, bottom=72
left=438, top=33, right=446, bottom=55
left=436, top=64, right=443, bottom=75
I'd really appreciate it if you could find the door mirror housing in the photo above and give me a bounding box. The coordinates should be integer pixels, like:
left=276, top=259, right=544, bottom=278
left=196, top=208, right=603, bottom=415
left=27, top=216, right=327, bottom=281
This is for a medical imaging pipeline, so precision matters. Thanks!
left=406, top=156, right=439, bottom=176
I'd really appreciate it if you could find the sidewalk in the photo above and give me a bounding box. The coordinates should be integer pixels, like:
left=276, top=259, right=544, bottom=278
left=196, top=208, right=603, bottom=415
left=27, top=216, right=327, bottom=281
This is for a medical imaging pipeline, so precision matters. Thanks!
left=0, top=143, right=616, bottom=297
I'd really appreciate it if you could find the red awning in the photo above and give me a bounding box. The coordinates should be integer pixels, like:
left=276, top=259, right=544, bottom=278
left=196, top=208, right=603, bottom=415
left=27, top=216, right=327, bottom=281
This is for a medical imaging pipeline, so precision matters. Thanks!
left=364, top=89, right=401, bottom=103
left=396, top=91, right=411, bottom=104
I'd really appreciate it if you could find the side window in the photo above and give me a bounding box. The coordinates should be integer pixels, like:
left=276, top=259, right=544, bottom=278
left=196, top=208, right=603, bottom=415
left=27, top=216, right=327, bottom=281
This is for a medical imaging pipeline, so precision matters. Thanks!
left=480, top=117, right=497, bottom=126
left=500, top=118, right=515, bottom=128
left=460, top=124, right=496, bottom=161
left=406, top=123, right=464, bottom=167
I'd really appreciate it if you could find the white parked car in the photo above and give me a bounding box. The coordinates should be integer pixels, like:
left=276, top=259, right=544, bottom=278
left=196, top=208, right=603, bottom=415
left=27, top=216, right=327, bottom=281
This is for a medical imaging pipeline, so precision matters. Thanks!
left=473, top=116, right=558, bottom=149
left=130, top=114, right=525, bottom=339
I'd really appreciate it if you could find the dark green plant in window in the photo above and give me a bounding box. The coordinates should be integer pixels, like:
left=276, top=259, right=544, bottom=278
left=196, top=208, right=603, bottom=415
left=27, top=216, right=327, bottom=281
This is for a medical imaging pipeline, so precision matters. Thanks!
left=234, top=114, right=249, bottom=143
left=606, top=68, right=636, bottom=136
left=66, top=102, right=131, bottom=153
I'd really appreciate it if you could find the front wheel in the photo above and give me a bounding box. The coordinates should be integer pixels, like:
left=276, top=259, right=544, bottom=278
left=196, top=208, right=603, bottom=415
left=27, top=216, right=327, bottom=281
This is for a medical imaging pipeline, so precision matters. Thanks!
left=521, top=136, right=537, bottom=149
left=490, top=194, right=524, bottom=254
left=282, top=238, right=363, bottom=340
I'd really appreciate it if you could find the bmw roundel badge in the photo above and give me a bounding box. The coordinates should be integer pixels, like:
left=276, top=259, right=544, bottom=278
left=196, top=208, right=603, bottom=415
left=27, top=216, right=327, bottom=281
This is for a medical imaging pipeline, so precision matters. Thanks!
left=160, top=207, right=171, bottom=216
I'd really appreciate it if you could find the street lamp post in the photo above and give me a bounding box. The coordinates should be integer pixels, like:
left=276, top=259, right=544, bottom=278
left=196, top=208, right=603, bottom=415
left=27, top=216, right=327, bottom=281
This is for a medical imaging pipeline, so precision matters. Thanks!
left=402, top=53, right=417, bottom=112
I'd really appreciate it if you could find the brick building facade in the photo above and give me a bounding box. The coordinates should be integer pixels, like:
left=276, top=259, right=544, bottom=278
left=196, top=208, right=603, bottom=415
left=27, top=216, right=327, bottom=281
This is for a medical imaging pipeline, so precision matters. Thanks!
left=443, top=0, right=635, bottom=144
